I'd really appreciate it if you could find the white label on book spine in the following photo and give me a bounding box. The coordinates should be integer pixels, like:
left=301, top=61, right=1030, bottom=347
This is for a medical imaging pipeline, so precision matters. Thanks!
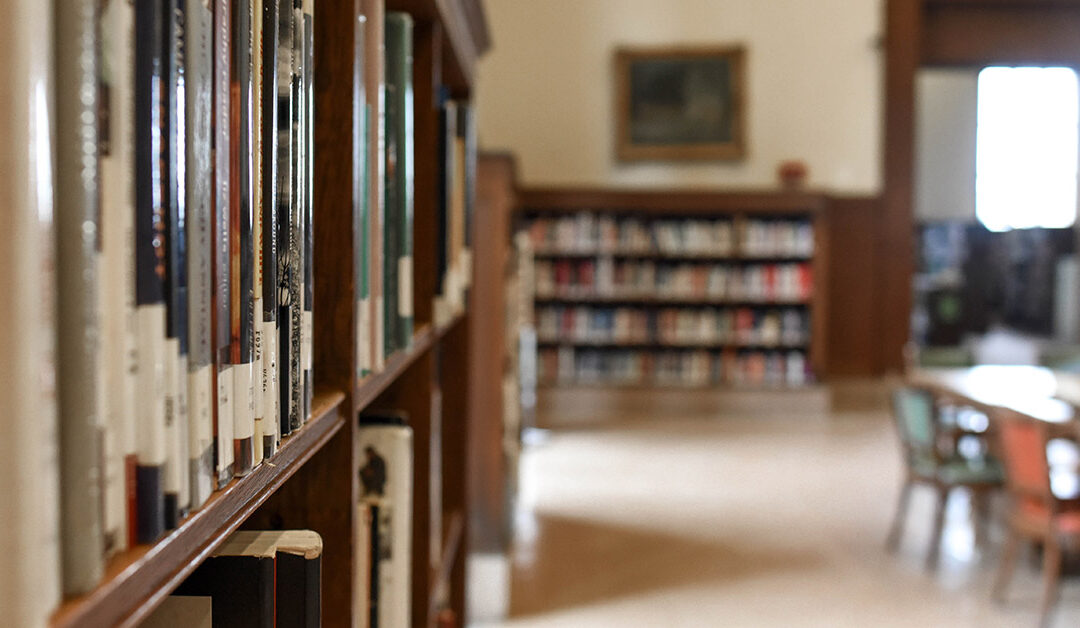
left=137, top=305, right=167, bottom=464
left=398, top=255, right=413, bottom=317
left=233, top=362, right=255, bottom=440
left=263, top=326, right=279, bottom=439
left=357, top=296, right=371, bottom=378
left=175, top=354, right=190, bottom=510
left=217, top=365, right=235, bottom=472
left=302, top=309, right=313, bottom=370
left=189, top=363, right=213, bottom=505
left=164, top=338, right=181, bottom=497
left=252, top=297, right=264, bottom=419
left=374, top=295, right=385, bottom=370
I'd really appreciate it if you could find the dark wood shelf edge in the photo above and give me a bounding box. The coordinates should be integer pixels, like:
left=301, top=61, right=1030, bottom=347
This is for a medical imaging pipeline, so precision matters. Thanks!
left=52, top=389, right=348, bottom=628
left=517, top=187, right=828, bottom=214
left=537, top=382, right=824, bottom=392
left=536, top=339, right=810, bottom=350
left=532, top=249, right=813, bottom=262
left=534, top=295, right=811, bottom=306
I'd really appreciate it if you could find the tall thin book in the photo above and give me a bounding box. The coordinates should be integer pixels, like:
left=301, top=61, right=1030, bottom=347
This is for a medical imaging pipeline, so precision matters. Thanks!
left=301, top=0, right=315, bottom=425
left=135, top=0, right=169, bottom=544
left=358, top=413, right=413, bottom=628
left=213, top=0, right=237, bottom=486
left=186, top=0, right=216, bottom=509
left=0, top=1, right=62, bottom=621
left=231, top=0, right=257, bottom=476
left=99, top=0, right=139, bottom=553
left=261, top=0, right=281, bottom=458
left=252, top=0, right=267, bottom=463
left=354, top=13, right=371, bottom=382
left=385, top=12, right=414, bottom=352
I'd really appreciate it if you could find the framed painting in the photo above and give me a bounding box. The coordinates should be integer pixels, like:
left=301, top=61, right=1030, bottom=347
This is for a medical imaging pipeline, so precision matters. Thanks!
left=615, top=45, right=746, bottom=161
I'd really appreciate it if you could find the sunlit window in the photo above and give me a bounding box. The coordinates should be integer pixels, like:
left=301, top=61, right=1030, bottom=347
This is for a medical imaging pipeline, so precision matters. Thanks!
left=976, top=66, right=1079, bottom=231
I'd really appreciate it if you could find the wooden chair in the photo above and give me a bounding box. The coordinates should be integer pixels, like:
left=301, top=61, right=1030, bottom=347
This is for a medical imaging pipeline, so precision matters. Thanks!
left=992, top=412, right=1080, bottom=628
left=886, top=387, right=1004, bottom=569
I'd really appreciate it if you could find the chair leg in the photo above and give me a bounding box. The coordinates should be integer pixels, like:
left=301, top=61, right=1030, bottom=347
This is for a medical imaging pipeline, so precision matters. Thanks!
left=1038, top=540, right=1062, bottom=628
left=926, top=487, right=949, bottom=570
left=993, top=527, right=1021, bottom=603
left=887, top=480, right=913, bottom=552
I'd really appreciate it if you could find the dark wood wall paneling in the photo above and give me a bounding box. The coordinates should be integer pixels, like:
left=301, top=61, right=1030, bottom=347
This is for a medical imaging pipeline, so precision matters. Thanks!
left=824, top=197, right=882, bottom=376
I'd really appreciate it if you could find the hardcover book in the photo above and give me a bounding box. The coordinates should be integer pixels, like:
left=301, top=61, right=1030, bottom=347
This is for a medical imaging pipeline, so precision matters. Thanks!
left=358, top=414, right=413, bottom=628
left=185, top=0, right=217, bottom=509
left=384, top=12, right=414, bottom=352
left=99, top=0, right=139, bottom=552
left=134, top=0, right=169, bottom=546
left=0, top=2, right=62, bottom=621
left=261, top=0, right=281, bottom=458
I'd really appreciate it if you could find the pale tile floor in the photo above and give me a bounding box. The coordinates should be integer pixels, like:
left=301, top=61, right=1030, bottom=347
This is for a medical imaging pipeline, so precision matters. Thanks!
left=472, top=407, right=1080, bottom=627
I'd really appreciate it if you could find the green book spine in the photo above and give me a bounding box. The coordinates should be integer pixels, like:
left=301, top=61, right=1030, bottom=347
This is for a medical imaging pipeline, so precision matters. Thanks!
left=385, top=12, right=413, bottom=352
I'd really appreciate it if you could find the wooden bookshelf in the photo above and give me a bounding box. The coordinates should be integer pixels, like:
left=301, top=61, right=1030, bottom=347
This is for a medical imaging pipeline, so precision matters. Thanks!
left=519, top=187, right=829, bottom=390
left=46, top=0, right=490, bottom=626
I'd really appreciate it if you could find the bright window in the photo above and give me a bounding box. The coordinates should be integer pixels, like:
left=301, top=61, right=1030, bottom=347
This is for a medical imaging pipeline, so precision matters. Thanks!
left=976, top=66, right=1079, bottom=231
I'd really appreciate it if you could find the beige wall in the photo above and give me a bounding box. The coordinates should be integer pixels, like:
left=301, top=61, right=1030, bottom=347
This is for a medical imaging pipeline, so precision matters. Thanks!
left=915, top=69, right=979, bottom=222
left=475, top=0, right=884, bottom=194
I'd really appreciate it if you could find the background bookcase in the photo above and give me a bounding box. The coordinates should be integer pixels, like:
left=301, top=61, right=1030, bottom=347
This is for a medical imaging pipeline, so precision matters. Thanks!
left=49, top=0, right=489, bottom=626
left=518, top=188, right=829, bottom=390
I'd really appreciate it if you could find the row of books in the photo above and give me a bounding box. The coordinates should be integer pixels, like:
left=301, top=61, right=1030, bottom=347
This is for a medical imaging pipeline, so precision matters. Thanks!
left=538, top=347, right=812, bottom=387
left=537, top=306, right=810, bottom=347
left=528, top=213, right=813, bottom=258
left=3, top=4, right=474, bottom=624
left=534, top=259, right=814, bottom=302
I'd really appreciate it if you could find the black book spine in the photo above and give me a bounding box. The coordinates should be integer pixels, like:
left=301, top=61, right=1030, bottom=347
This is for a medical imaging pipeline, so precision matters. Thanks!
left=286, top=0, right=303, bottom=433
left=174, top=555, right=275, bottom=628
left=277, top=552, right=321, bottom=628
left=134, top=0, right=168, bottom=545
left=261, top=0, right=280, bottom=457
left=435, top=94, right=452, bottom=301
left=231, top=0, right=256, bottom=475
left=277, top=0, right=297, bottom=436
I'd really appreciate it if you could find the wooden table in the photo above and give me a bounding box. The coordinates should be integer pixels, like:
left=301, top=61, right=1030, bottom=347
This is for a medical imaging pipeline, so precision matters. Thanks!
left=907, top=365, right=1080, bottom=497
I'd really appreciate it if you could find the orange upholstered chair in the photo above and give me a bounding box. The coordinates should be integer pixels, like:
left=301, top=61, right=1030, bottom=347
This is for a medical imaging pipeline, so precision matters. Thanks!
left=993, top=412, right=1080, bottom=628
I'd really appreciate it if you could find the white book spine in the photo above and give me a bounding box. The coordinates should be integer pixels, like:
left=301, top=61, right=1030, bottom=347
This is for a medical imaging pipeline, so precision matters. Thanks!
left=253, top=297, right=265, bottom=461
left=188, top=364, right=214, bottom=506
left=374, top=294, right=385, bottom=370
left=176, top=353, right=191, bottom=514
left=99, top=0, right=136, bottom=557
left=164, top=336, right=182, bottom=523
left=252, top=0, right=266, bottom=463
left=136, top=307, right=168, bottom=503
left=357, top=296, right=371, bottom=379
left=262, top=320, right=279, bottom=453
left=0, top=0, right=61, bottom=620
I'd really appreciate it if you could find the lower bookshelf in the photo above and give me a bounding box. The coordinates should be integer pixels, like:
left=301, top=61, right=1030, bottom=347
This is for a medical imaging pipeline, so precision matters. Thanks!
left=52, top=390, right=348, bottom=628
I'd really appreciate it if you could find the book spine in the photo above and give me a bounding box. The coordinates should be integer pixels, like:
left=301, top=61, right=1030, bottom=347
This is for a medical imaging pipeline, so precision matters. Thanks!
left=99, top=0, right=138, bottom=555
left=385, top=12, right=414, bottom=353
left=276, top=0, right=294, bottom=437
left=0, top=0, right=62, bottom=621
left=302, top=0, right=314, bottom=423
left=261, top=0, right=281, bottom=457
left=370, top=1, right=385, bottom=372
left=57, top=0, right=105, bottom=594
left=354, top=14, right=370, bottom=381
left=134, top=0, right=168, bottom=545
left=186, top=0, right=215, bottom=510
left=382, top=42, right=398, bottom=362
left=163, top=0, right=190, bottom=529
left=252, top=0, right=266, bottom=463
left=231, top=0, right=256, bottom=476
left=358, top=420, right=413, bottom=628
left=213, top=0, right=236, bottom=486
left=460, top=103, right=476, bottom=289
left=287, top=0, right=304, bottom=432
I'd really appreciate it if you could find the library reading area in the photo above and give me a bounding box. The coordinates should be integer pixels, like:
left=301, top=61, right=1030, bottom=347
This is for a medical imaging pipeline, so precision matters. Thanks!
left=8, top=0, right=1080, bottom=626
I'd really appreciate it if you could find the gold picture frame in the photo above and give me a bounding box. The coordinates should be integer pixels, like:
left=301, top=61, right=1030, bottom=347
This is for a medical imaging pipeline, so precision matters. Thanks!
left=615, top=45, right=746, bottom=161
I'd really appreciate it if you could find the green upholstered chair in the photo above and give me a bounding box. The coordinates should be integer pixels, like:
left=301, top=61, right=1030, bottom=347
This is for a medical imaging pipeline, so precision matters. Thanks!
left=886, top=387, right=1005, bottom=569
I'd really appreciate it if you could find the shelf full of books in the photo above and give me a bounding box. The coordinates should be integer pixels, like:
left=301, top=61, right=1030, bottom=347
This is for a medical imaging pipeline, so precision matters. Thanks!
left=3, top=0, right=488, bottom=625
left=519, top=189, right=828, bottom=390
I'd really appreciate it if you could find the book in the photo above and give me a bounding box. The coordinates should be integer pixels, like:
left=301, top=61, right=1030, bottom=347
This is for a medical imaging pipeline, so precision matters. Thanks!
left=173, top=529, right=323, bottom=628
left=261, top=0, right=281, bottom=458
left=358, top=413, right=413, bottom=628
left=99, top=0, right=139, bottom=553
left=434, top=97, right=456, bottom=325
left=302, top=0, right=315, bottom=424
left=252, top=0, right=266, bottom=464
left=163, top=0, right=191, bottom=529
left=135, top=0, right=169, bottom=544
left=213, top=0, right=237, bottom=486
left=231, top=0, right=257, bottom=476
left=354, top=14, right=371, bottom=382
left=0, top=1, right=62, bottom=621
left=185, top=0, right=217, bottom=510
left=384, top=12, right=414, bottom=353
left=56, top=0, right=105, bottom=594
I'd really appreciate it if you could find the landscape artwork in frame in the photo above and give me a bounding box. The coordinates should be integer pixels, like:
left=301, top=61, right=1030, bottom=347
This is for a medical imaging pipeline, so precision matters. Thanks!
left=616, top=46, right=746, bottom=161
